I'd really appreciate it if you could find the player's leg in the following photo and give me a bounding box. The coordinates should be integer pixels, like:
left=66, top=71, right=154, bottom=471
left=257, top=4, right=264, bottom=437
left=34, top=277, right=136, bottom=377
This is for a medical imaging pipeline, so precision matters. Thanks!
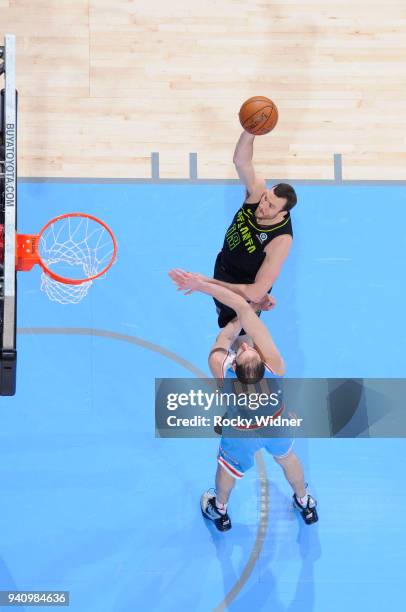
left=273, top=448, right=306, bottom=497
left=201, top=438, right=255, bottom=532
left=271, top=445, right=318, bottom=524
left=215, top=461, right=235, bottom=506
left=200, top=463, right=234, bottom=532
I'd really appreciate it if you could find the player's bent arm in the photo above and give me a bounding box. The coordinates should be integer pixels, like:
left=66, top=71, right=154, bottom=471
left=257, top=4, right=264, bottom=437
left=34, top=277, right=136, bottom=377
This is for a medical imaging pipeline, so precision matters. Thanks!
left=236, top=304, right=285, bottom=375
left=233, top=131, right=266, bottom=197
left=208, top=236, right=291, bottom=303
left=245, top=235, right=292, bottom=302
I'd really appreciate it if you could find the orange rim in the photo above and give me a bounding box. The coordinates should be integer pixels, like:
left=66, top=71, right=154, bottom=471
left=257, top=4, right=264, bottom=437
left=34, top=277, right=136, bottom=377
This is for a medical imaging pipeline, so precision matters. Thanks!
left=37, top=212, right=117, bottom=285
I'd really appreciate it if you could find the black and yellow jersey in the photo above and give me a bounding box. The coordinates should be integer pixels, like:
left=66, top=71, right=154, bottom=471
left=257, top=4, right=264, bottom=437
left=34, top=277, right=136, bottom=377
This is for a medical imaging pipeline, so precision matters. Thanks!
left=219, top=200, right=293, bottom=281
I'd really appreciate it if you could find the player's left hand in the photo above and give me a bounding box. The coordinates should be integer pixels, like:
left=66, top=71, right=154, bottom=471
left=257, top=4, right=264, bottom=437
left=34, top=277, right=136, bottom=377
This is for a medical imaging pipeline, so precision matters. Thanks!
left=251, top=295, right=276, bottom=311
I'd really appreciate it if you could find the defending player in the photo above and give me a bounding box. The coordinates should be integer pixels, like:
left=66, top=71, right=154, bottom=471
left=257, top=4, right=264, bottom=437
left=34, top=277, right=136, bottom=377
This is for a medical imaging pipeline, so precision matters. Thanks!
left=168, top=269, right=318, bottom=530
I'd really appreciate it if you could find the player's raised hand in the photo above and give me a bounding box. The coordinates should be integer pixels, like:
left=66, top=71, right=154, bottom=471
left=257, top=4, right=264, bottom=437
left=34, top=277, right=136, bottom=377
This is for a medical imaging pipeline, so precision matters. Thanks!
left=168, top=269, right=207, bottom=294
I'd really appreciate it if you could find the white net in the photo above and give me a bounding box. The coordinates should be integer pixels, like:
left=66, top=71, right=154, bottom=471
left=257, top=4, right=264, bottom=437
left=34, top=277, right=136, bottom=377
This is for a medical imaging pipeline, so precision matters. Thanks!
left=38, top=215, right=115, bottom=304
left=40, top=275, right=93, bottom=304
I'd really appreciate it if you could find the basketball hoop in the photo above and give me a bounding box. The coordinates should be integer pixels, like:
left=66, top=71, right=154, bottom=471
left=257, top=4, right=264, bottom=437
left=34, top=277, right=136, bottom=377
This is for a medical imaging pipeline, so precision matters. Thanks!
left=15, top=213, right=117, bottom=304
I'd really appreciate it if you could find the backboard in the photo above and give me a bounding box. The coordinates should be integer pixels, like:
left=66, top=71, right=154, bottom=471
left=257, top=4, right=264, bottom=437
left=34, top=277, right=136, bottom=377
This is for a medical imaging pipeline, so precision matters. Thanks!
left=0, top=34, right=17, bottom=396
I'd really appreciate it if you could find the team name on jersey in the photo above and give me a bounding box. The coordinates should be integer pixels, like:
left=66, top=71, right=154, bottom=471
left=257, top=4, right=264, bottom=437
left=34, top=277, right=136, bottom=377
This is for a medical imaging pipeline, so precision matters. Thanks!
left=225, top=209, right=257, bottom=254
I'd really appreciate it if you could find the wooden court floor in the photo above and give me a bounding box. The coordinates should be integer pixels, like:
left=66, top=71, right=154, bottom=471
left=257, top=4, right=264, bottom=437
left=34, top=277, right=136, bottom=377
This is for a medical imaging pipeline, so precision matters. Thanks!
left=1, top=0, right=406, bottom=180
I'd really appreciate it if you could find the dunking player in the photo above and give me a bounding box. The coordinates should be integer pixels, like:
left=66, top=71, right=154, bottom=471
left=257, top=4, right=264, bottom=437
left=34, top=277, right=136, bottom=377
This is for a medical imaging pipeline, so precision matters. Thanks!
left=207, top=131, right=297, bottom=382
left=169, top=269, right=318, bottom=530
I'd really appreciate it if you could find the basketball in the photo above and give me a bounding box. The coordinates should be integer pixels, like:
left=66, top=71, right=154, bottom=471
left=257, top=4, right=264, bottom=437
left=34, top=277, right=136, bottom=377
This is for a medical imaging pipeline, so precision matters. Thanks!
left=238, top=96, right=279, bottom=135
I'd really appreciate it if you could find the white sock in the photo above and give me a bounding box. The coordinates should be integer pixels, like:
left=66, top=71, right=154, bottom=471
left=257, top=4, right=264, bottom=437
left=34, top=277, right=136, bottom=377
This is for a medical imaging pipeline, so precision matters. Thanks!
left=296, top=493, right=309, bottom=507
left=215, top=499, right=227, bottom=515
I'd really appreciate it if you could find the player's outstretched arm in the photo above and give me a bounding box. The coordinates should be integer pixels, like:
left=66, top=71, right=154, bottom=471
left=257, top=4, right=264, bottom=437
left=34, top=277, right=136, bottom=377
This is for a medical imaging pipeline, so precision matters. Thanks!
left=233, top=131, right=266, bottom=198
left=169, top=269, right=284, bottom=374
left=169, top=268, right=249, bottom=311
